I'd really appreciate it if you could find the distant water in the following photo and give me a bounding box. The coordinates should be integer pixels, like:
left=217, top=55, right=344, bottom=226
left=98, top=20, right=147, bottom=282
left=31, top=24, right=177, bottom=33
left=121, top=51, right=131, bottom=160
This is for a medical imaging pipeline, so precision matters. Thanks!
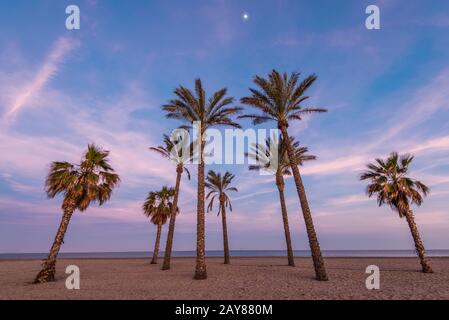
left=1, top=250, right=449, bottom=260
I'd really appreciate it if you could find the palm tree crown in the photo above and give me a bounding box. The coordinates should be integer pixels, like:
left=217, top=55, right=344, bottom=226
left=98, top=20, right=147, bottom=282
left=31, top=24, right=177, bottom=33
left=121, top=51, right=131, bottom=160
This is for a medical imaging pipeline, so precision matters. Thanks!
left=162, top=78, right=242, bottom=132
left=205, top=171, right=238, bottom=215
left=150, top=134, right=191, bottom=179
left=45, top=143, right=120, bottom=211
left=247, top=134, right=316, bottom=175
left=143, top=186, right=176, bottom=225
left=239, top=70, right=327, bottom=127
left=360, top=152, right=430, bottom=217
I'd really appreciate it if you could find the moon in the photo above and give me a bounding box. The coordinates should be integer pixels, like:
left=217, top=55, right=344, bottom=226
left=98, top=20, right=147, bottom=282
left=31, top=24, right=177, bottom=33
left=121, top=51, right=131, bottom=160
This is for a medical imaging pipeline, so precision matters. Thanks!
left=243, top=13, right=249, bottom=20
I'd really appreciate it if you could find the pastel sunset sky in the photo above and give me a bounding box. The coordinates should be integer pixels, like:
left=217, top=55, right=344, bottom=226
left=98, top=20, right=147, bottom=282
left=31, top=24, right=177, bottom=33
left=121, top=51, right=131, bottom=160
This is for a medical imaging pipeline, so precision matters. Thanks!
left=1, top=0, right=448, bottom=253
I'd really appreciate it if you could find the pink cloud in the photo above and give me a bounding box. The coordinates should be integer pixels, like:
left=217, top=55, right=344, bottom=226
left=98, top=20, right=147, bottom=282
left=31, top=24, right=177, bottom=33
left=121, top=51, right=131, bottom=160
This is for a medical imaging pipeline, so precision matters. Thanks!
left=2, top=37, right=80, bottom=124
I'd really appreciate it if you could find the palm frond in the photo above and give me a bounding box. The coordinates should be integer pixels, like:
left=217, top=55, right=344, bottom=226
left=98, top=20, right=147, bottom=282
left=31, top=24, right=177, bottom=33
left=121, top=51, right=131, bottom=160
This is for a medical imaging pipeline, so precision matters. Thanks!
left=45, top=144, right=120, bottom=212
left=360, top=152, right=429, bottom=217
left=241, top=70, right=326, bottom=127
left=205, top=170, right=238, bottom=216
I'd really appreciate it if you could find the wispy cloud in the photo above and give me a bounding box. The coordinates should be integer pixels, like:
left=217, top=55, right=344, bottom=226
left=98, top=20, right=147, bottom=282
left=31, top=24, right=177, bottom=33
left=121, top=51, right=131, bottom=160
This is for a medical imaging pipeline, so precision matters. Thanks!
left=301, top=154, right=368, bottom=176
left=326, top=194, right=370, bottom=207
left=374, top=70, right=449, bottom=147
left=0, top=173, right=40, bottom=193
left=301, top=69, right=449, bottom=177
left=409, top=135, right=449, bottom=155
left=2, top=37, right=80, bottom=124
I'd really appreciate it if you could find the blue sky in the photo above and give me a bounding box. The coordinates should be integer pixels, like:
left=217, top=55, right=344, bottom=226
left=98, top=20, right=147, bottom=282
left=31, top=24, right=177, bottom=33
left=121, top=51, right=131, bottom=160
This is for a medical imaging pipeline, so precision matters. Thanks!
left=1, top=0, right=449, bottom=253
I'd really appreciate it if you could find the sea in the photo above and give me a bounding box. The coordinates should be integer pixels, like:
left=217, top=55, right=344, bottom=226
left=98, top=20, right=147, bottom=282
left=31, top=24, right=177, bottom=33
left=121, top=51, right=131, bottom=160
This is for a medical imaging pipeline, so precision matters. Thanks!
left=1, top=250, right=449, bottom=260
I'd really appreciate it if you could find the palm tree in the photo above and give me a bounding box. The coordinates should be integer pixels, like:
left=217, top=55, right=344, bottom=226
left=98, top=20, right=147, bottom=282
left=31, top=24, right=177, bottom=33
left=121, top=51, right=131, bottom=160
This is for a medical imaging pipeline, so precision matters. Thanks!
left=360, top=152, right=433, bottom=273
left=150, top=134, right=191, bottom=270
left=34, top=144, right=120, bottom=283
left=246, top=134, right=316, bottom=267
left=205, top=171, right=238, bottom=264
left=143, top=186, right=176, bottom=264
left=240, top=70, right=328, bottom=281
left=162, top=79, right=242, bottom=279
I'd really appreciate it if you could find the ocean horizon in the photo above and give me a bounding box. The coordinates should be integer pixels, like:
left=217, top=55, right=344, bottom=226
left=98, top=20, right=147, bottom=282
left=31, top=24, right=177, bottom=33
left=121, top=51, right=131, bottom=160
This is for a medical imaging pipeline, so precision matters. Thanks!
left=1, top=249, right=449, bottom=260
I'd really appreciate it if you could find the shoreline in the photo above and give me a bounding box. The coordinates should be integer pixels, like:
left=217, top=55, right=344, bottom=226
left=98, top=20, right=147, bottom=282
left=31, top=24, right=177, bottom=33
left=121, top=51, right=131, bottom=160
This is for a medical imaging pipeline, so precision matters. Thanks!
left=2, top=255, right=449, bottom=262
left=2, top=249, right=449, bottom=261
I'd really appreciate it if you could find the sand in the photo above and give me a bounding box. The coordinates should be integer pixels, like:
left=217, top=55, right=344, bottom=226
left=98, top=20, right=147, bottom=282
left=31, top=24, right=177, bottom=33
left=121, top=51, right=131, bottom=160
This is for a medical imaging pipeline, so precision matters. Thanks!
left=1, top=257, right=448, bottom=300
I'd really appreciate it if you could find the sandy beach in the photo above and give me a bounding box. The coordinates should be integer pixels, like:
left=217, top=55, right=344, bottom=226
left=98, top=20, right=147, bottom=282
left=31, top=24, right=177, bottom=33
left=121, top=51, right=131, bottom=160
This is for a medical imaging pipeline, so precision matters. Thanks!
left=1, top=257, right=448, bottom=300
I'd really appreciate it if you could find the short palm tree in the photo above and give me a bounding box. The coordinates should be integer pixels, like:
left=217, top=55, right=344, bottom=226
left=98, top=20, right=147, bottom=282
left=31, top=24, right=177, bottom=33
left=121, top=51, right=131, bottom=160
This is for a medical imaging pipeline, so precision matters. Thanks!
left=162, top=79, right=242, bottom=279
left=247, top=134, right=316, bottom=267
left=143, top=186, right=176, bottom=264
left=240, top=70, right=328, bottom=280
left=360, top=152, right=433, bottom=273
left=150, top=134, right=191, bottom=270
left=205, top=171, right=238, bottom=264
left=34, top=144, right=120, bottom=283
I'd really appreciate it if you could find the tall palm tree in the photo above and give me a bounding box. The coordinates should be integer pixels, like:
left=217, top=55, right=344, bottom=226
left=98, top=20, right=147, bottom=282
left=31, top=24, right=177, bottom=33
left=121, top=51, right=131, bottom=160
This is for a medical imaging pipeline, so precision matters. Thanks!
left=205, top=171, right=238, bottom=264
left=247, top=134, right=316, bottom=267
left=150, top=134, right=191, bottom=270
left=162, top=79, right=242, bottom=279
left=360, top=152, right=433, bottom=273
left=34, top=144, right=120, bottom=283
left=240, top=70, right=328, bottom=280
left=143, top=186, right=176, bottom=264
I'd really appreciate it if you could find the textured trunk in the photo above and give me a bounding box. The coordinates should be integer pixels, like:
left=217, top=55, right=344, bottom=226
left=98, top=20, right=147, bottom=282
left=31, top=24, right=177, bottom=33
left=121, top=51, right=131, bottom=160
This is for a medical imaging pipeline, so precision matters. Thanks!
left=162, top=164, right=183, bottom=270
left=34, top=203, right=75, bottom=283
left=279, top=125, right=328, bottom=281
left=220, top=196, right=231, bottom=264
left=404, top=209, right=433, bottom=273
left=151, top=223, right=162, bottom=264
left=194, top=137, right=207, bottom=279
left=276, top=173, right=295, bottom=267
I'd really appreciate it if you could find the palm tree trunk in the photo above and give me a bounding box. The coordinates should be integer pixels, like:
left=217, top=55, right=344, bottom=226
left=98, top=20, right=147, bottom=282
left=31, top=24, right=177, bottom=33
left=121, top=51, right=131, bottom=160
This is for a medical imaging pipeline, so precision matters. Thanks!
left=279, top=125, right=328, bottom=281
left=404, top=209, right=433, bottom=273
left=276, top=173, right=295, bottom=267
left=34, top=204, right=75, bottom=283
left=162, top=164, right=183, bottom=270
left=194, top=138, right=207, bottom=279
left=220, top=197, right=231, bottom=264
left=151, top=223, right=162, bottom=264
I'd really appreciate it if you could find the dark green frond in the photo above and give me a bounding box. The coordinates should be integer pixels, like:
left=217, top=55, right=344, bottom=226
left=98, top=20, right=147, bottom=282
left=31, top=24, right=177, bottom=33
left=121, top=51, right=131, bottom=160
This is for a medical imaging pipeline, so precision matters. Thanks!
left=360, top=152, right=429, bottom=217
left=45, top=144, right=120, bottom=213
left=241, top=70, right=326, bottom=127
left=142, top=186, right=177, bottom=226
left=205, top=170, right=238, bottom=216
left=245, top=134, right=316, bottom=175
left=162, top=79, right=241, bottom=132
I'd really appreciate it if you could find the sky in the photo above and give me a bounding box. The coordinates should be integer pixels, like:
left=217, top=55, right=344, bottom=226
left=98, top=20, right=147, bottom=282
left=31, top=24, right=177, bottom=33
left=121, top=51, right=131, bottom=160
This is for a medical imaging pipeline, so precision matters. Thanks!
left=1, top=0, right=449, bottom=253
